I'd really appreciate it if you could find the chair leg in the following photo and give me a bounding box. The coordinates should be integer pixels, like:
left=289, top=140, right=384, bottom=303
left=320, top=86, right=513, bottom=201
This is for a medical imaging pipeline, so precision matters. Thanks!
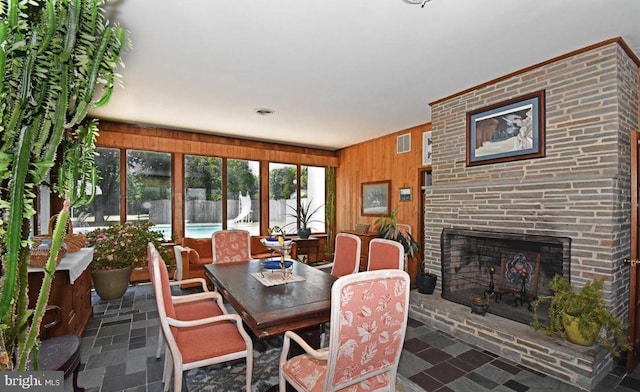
left=156, top=328, right=164, bottom=359
left=173, top=366, right=182, bottom=392
left=163, top=350, right=172, bottom=388
left=245, top=352, right=253, bottom=392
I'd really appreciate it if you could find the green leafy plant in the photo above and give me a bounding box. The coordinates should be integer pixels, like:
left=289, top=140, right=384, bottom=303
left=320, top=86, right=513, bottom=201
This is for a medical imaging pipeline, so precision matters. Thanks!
left=531, top=275, right=629, bottom=355
left=0, top=0, right=128, bottom=370
left=374, top=208, right=419, bottom=259
left=286, top=198, right=324, bottom=230
left=268, top=225, right=285, bottom=238
left=85, top=221, right=170, bottom=271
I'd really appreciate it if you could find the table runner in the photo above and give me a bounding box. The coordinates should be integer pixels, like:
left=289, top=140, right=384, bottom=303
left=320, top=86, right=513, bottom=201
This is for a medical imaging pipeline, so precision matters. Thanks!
left=27, top=247, right=93, bottom=284
left=252, top=271, right=306, bottom=287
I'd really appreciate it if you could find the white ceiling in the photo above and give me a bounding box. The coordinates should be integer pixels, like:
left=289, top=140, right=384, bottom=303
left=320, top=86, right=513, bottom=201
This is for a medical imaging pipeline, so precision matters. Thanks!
left=91, top=0, right=640, bottom=151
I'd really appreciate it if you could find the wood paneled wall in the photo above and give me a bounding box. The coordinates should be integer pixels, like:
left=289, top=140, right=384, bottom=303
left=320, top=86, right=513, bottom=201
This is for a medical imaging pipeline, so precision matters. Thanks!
left=336, top=123, right=431, bottom=277
left=97, top=121, right=339, bottom=167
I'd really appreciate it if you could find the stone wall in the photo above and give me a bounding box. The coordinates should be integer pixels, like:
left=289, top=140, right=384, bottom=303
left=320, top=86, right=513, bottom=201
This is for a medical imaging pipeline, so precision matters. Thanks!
left=419, top=40, right=639, bottom=389
left=425, top=41, right=638, bottom=317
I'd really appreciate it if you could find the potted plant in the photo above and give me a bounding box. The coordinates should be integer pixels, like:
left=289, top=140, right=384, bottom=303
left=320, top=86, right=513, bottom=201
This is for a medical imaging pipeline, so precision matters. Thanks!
left=0, top=0, right=128, bottom=370
left=286, top=198, right=324, bottom=239
left=85, top=221, right=169, bottom=300
left=374, top=208, right=420, bottom=257
left=531, top=274, right=629, bottom=355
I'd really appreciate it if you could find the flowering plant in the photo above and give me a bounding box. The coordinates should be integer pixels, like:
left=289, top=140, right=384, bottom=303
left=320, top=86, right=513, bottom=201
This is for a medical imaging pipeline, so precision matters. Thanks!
left=85, top=221, right=170, bottom=271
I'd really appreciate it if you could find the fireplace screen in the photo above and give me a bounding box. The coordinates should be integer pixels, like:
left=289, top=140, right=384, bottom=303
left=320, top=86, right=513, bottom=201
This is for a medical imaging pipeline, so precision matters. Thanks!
left=440, top=228, right=571, bottom=325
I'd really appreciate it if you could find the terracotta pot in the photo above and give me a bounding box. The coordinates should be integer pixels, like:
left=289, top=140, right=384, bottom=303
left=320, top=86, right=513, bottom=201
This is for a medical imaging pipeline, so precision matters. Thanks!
left=91, top=266, right=132, bottom=300
left=562, top=312, right=597, bottom=346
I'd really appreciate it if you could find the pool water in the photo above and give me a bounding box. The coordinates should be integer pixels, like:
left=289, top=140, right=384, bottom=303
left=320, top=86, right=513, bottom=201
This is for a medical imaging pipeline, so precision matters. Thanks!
left=154, top=223, right=259, bottom=239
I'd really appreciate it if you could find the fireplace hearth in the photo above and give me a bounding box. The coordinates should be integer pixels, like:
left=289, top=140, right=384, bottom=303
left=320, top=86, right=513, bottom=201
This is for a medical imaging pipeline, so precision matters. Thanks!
left=440, top=228, right=571, bottom=325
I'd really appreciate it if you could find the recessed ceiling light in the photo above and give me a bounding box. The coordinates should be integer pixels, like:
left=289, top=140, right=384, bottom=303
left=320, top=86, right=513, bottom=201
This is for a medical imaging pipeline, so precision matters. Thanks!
left=254, top=108, right=275, bottom=116
left=402, top=0, right=431, bottom=7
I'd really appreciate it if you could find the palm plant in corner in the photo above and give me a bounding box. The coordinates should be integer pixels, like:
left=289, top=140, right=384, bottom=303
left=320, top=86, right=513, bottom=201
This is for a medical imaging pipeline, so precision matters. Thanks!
left=0, top=0, right=129, bottom=370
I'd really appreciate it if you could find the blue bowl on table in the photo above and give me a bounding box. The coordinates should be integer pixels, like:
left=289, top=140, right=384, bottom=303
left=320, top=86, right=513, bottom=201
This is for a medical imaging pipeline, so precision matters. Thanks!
left=262, top=260, right=293, bottom=269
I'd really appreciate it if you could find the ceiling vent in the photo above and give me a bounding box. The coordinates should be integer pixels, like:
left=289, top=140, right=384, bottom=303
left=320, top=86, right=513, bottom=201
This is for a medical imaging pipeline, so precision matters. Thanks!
left=397, top=133, right=411, bottom=154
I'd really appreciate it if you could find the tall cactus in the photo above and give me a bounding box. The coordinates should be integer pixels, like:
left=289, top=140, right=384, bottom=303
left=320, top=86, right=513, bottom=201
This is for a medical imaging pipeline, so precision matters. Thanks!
left=0, top=0, right=128, bottom=370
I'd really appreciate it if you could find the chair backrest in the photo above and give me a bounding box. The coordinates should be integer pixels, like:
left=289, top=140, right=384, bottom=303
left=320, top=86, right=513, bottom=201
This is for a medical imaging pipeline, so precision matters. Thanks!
left=147, top=243, right=178, bottom=336
left=182, top=237, right=213, bottom=259
left=211, top=230, right=251, bottom=263
left=367, top=238, right=404, bottom=271
left=325, top=270, right=410, bottom=390
left=173, top=245, right=187, bottom=280
left=396, top=223, right=412, bottom=236
left=330, top=233, right=361, bottom=277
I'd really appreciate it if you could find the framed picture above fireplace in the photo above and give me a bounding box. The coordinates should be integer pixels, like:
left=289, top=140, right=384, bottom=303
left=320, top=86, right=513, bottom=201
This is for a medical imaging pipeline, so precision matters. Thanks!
left=498, top=249, right=541, bottom=298
left=466, top=90, right=545, bottom=166
left=361, top=180, right=390, bottom=216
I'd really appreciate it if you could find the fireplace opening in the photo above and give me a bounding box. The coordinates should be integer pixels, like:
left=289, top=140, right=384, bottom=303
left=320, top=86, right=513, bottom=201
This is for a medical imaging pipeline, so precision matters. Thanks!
left=440, top=228, right=571, bottom=325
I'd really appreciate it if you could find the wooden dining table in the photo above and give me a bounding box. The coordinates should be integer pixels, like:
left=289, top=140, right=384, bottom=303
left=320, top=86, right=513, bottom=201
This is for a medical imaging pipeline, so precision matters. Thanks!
left=204, top=259, right=337, bottom=340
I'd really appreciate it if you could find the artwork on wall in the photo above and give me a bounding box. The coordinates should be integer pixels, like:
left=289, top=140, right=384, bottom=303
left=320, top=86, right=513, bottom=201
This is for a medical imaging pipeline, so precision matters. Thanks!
left=399, top=187, right=412, bottom=202
left=466, top=90, right=545, bottom=166
left=422, top=131, right=432, bottom=166
left=361, top=180, right=391, bottom=216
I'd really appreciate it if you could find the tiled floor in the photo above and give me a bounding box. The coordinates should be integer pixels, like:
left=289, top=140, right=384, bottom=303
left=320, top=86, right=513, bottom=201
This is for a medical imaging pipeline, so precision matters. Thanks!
left=71, top=283, right=640, bottom=392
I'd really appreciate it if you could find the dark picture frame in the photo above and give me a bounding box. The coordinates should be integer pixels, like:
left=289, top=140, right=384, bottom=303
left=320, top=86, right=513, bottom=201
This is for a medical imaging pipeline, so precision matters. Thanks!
left=466, top=90, right=545, bottom=166
left=361, top=180, right=391, bottom=216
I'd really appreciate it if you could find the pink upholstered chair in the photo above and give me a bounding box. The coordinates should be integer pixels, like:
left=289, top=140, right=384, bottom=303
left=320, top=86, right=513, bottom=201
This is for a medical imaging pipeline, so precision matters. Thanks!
left=367, top=238, right=405, bottom=271
left=211, top=229, right=251, bottom=263
left=147, top=243, right=253, bottom=392
left=323, top=233, right=361, bottom=277
left=279, top=269, right=410, bottom=391
left=151, top=245, right=225, bottom=359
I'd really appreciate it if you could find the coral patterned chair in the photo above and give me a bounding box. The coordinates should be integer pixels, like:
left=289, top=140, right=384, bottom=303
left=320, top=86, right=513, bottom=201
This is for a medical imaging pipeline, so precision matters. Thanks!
left=366, top=238, right=405, bottom=271
left=147, top=243, right=253, bottom=392
left=279, top=269, right=410, bottom=392
left=211, top=229, right=252, bottom=263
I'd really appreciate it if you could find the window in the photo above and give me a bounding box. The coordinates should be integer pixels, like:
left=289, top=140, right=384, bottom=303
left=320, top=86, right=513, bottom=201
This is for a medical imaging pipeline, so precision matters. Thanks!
left=269, top=163, right=297, bottom=233
left=268, top=163, right=326, bottom=235
left=184, top=155, right=222, bottom=238
left=226, top=159, right=260, bottom=235
left=301, top=165, right=325, bottom=233
left=70, top=147, right=120, bottom=232
left=127, top=150, right=172, bottom=239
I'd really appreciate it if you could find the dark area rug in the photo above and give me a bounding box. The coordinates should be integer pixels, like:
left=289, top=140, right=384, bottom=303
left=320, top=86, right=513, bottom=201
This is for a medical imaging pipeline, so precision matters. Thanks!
left=184, top=335, right=423, bottom=392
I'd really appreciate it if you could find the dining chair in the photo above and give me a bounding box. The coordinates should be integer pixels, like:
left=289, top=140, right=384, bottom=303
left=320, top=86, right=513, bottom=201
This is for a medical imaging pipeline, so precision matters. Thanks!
left=150, top=245, right=226, bottom=359
left=366, top=238, right=405, bottom=271
left=147, top=243, right=253, bottom=392
left=211, top=229, right=252, bottom=263
left=320, top=233, right=361, bottom=277
left=278, top=269, right=410, bottom=392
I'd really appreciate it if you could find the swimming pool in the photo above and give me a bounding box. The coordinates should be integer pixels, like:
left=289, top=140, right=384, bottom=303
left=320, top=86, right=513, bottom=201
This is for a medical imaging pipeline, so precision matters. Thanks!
left=154, top=223, right=259, bottom=239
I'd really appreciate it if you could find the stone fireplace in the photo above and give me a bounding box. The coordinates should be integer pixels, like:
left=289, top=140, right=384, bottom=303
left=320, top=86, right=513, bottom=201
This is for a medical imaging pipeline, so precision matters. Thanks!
left=410, top=39, right=638, bottom=390
left=440, top=228, right=570, bottom=325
